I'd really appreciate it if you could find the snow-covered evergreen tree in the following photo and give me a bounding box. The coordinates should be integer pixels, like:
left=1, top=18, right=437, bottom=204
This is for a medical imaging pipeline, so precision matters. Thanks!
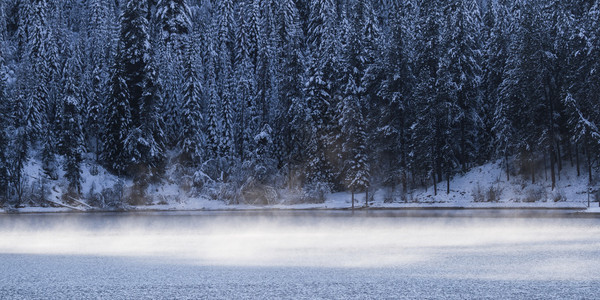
left=235, top=2, right=259, bottom=162
left=156, top=0, right=192, bottom=42
left=483, top=0, right=509, bottom=172
left=375, top=0, right=415, bottom=190
left=60, top=54, right=85, bottom=196
left=410, top=0, right=444, bottom=194
left=273, top=0, right=304, bottom=169
left=565, top=1, right=600, bottom=183
left=103, top=60, right=131, bottom=174
left=339, top=17, right=370, bottom=200
left=179, top=35, right=204, bottom=165
left=205, top=54, right=221, bottom=159
left=103, top=0, right=165, bottom=178
left=303, top=0, right=338, bottom=188
left=214, top=0, right=235, bottom=160
left=0, top=47, right=8, bottom=201
left=436, top=0, right=484, bottom=192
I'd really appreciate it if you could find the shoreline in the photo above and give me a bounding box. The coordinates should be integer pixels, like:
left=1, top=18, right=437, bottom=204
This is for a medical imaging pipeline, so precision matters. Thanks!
left=1, top=205, right=598, bottom=218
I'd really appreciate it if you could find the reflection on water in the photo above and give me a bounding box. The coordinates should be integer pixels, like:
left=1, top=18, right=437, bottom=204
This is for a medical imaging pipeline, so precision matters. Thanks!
left=0, top=211, right=599, bottom=298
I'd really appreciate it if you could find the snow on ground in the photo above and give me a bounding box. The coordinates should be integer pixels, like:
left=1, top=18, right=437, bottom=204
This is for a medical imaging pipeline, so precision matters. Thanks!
left=385, top=159, right=595, bottom=209
left=3, top=158, right=599, bottom=213
left=80, top=156, right=121, bottom=198
left=148, top=159, right=598, bottom=211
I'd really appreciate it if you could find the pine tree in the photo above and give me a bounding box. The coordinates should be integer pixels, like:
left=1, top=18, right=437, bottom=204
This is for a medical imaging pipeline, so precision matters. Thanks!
left=0, top=125, right=8, bottom=202
left=254, top=0, right=278, bottom=127
left=341, top=93, right=370, bottom=205
left=339, top=17, right=369, bottom=202
left=60, top=55, right=85, bottom=196
left=179, top=36, right=204, bottom=165
left=0, top=47, right=8, bottom=201
left=436, top=0, right=484, bottom=192
left=235, top=3, right=259, bottom=162
left=484, top=0, right=511, bottom=177
left=155, top=0, right=192, bottom=148
left=20, top=0, right=54, bottom=141
left=206, top=54, right=221, bottom=159
left=156, top=0, right=192, bottom=43
left=85, top=0, right=115, bottom=161
left=498, top=0, right=556, bottom=185
left=104, top=0, right=165, bottom=178
left=7, top=83, right=30, bottom=206
left=215, top=0, right=235, bottom=160
left=375, top=0, right=415, bottom=190
left=85, top=66, right=105, bottom=161
left=154, top=43, right=182, bottom=148
left=220, top=88, right=235, bottom=159
left=273, top=0, right=304, bottom=169
left=103, top=60, right=131, bottom=174
left=304, top=0, right=338, bottom=188
left=357, top=0, right=383, bottom=112
left=304, top=59, right=335, bottom=187
left=410, top=0, right=444, bottom=194
left=565, top=1, right=600, bottom=183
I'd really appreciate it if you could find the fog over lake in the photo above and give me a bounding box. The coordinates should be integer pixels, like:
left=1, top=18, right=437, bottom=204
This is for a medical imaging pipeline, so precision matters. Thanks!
left=1, top=211, right=599, bottom=299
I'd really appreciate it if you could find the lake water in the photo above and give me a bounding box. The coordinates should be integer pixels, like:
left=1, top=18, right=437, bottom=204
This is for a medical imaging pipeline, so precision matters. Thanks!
left=0, top=210, right=599, bottom=299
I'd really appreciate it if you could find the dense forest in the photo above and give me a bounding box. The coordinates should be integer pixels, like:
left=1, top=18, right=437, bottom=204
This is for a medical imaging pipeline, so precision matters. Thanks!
left=0, top=0, right=599, bottom=206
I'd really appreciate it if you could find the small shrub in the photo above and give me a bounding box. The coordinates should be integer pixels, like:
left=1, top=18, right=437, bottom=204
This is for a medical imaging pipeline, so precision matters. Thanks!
left=87, top=191, right=104, bottom=208
left=486, top=185, right=502, bottom=202
left=551, top=189, right=566, bottom=202
left=523, top=186, right=545, bottom=203
left=156, top=195, right=169, bottom=205
left=101, top=180, right=125, bottom=209
left=472, top=183, right=485, bottom=202
left=128, top=184, right=148, bottom=206
left=240, top=178, right=278, bottom=205
left=204, top=182, right=236, bottom=203
left=303, top=182, right=330, bottom=204
left=383, top=187, right=395, bottom=203
left=193, top=170, right=213, bottom=189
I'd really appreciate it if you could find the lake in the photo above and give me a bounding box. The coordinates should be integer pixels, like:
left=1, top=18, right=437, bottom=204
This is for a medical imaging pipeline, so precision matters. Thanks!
left=0, top=210, right=599, bottom=299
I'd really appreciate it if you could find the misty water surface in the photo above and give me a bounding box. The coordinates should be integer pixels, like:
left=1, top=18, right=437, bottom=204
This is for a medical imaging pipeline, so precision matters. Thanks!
left=0, top=210, right=599, bottom=299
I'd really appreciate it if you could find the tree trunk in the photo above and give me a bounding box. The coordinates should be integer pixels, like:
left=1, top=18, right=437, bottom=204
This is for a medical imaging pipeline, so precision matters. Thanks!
left=505, top=154, right=510, bottom=181
left=543, top=151, right=548, bottom=181
left=402, top=170, right=407, bottom=194
left=586, top=138, right=592, bottom=184
left=95, top=138, right=99, bottom=163
left=432, top=143, right=438, bottom=196
left=365, top=189, right=369, bottom=207
left=556, top=141, right=562, bottom=181
left=576, top=143, right=580, bottom=177
left=351, top=190, right=354, bottom=211
left=531, top=150, right=535, bottom=184
left=432, top=170, right=437, bottom=196
left=568, top=141, right=574, bottom=167
left=446, top=172, right=450, bottom=194
left=550, top=149, right=556, bottom=191
left=15, top=173, right=23, bottom=207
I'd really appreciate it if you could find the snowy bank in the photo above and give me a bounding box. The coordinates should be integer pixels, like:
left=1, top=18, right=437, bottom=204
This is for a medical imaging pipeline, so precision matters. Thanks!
left=2, top=158, right=598, bottom=213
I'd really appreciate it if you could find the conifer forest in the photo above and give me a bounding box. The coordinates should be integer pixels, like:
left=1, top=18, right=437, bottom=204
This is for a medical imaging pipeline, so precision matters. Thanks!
left=0, top=0, right=599, bottom=207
